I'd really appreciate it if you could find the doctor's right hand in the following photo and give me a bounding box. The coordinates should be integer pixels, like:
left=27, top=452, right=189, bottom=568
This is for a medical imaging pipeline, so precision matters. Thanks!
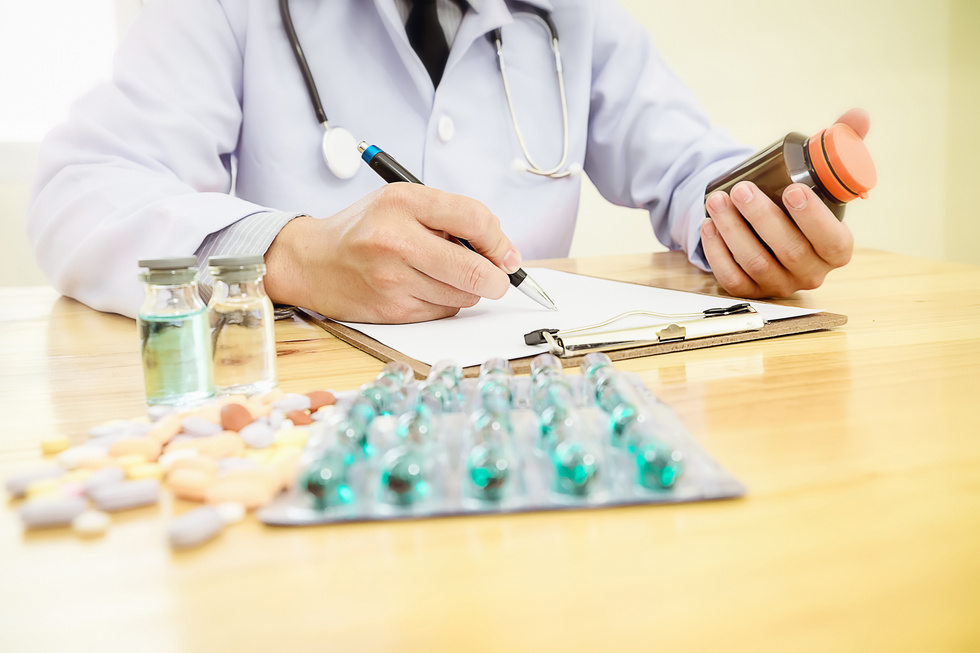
left=262, top=184, right=522, bottom=323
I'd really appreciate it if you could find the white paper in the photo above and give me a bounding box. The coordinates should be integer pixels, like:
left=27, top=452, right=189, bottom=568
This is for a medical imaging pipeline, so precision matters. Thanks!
left=335, top=268, right=820, bottom=368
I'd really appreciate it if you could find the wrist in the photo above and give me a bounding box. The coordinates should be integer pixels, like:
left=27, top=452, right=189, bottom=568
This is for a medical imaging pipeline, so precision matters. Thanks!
left=263, top=215, right=317, bottom=309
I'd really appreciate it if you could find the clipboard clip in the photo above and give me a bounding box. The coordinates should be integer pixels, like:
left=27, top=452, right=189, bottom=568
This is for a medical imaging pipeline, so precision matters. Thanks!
left=523, top=303, right=765, bottom=357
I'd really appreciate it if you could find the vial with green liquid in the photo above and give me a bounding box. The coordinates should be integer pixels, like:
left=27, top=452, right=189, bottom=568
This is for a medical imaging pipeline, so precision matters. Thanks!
left=137, top=258, right=214, bottom=406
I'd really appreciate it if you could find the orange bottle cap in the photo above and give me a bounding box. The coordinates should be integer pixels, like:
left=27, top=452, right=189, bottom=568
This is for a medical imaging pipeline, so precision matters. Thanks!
left=807, top=123, right=877, bottom=202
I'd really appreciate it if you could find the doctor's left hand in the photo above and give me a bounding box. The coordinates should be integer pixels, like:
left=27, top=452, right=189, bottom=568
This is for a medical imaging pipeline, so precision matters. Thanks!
left=700, top=108, right=870, bottom=298
left=262, top=184, right=522, bottom=323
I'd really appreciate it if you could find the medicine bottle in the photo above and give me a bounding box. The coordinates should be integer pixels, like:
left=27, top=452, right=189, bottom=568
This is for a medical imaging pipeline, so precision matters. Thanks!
left=706, top=123, right=876, bottom=220
left=137, top=258, right=214, bottom=406
left=207, top=255, right=278, bottom=396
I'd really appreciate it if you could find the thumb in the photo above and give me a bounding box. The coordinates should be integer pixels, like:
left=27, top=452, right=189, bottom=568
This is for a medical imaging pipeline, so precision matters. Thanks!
left=834, top=108, right=870, bottom=140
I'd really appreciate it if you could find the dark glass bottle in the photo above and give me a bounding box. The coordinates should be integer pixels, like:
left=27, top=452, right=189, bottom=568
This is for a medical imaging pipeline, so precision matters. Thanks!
left=706, top=123, right=876, bottom=220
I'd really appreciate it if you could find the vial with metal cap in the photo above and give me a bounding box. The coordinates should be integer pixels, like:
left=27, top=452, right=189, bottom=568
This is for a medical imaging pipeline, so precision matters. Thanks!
left=207, top=255, right=278, bottom=396
left=137, top=257, right=214, bottom=406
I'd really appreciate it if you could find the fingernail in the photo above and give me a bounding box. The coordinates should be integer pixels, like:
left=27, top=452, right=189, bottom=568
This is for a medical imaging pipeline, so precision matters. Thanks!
left=784, top=186, right=807, bottom=211
left=706, top=192, right=727, bottom=213
left=731, top=183, right=754, bottom=204
left=702, top=218, right=717, bottom=239
left=503, top=249, right=522, bottom=273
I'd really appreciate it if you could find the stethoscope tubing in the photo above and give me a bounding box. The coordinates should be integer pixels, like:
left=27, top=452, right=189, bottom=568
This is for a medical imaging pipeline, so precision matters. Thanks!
left=280, top=0, right=573, bottom=179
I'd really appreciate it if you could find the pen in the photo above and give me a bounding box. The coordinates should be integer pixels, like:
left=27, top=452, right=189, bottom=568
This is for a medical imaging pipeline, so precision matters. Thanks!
left=357, top=141, right=558, bottom=312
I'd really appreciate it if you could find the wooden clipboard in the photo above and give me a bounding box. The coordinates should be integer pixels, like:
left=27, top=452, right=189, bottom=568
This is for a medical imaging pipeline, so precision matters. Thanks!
left=298, top=304, right=847, bottom=380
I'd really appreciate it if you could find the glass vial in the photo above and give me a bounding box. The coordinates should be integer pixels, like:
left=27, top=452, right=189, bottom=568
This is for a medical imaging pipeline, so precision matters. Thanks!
left=137, top=258, right=214, bottom=406
left=207, top=255, right=278, bottom=396
left=706, top=123, right=877, bottom=220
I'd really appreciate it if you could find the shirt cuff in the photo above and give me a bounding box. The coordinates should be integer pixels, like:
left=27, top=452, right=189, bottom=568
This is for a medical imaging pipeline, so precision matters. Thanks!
left=194, top=210, right=304, bottom=303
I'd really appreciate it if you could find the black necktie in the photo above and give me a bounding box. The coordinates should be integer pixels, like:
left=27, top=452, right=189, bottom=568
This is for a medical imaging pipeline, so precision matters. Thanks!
left=406, top=0, right=454, bottom=87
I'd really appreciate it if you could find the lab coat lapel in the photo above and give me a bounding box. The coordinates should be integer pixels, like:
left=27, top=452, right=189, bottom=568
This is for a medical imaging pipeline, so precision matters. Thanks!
left=446, top=0, right=555, bottom=77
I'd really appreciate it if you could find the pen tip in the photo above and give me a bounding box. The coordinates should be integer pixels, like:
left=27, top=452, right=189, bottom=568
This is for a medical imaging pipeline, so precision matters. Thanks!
left=357, top=141, right=368, bottom=153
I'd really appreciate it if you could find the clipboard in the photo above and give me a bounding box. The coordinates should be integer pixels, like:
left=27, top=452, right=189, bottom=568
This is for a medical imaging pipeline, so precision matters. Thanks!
left=297, top=271, right=847, bottom=378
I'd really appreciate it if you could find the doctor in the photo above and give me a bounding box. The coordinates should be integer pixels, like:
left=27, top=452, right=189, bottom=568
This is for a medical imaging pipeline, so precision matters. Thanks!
left=27, top=0, right=866, bottom=323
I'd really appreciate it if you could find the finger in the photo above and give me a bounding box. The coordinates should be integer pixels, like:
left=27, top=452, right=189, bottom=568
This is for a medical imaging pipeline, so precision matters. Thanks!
left=387, top=184, right=523, bottom=273
left=700, top=217, right=761, bottom=298
left=782, top=184, right=854, bottom=269
left=834, top=108, right=870, bottom=139
left=405, top=227, right=511, bottom=299
left=733, top=183, right=833, bottom=290
left=404, top=265, right=484, bottom=310
left=707, top=184, right=797, bottom=297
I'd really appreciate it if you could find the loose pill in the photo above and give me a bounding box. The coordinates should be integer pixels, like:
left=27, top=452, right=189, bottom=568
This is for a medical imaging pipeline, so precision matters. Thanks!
left=5, top=467, right=65, bottom=498
left=181, top=417, right=223, bottom=438
left=41, top=434, right=71, bottom=455
left=72, top=510, right=111, bottom=537
left=168, top=506, right=225, bottom=549
left=57, top=445, right=110, bottom=470
left=146, top=414, right=183, bottom=445
left=286, top=410, right=313, bottom=426
left=205, top=477, right=275, bottom=510
left=24, top=477, right=64, bottom=500
left=273, top=393, right=312, bottom=413
left=306, top=390, right=336, bottom=411
left=219, top=403, right=254, bottom=432
left=167, top=468, right=216, bottom=502
left=84, top=467, right=126, bottom=495
left=19, top=496, right=88, bottom=529
left=239, top=421, right=275, bottom=449
left=274, top=427, right=309, bottom=449
left=109, top=437, right=162, bottom=462
left=89, top=479, right=160, bottom=512
left=215, top=501, right=246, bottom=525
left=127, top=462, right=165, bottom=481
left=194, top=432, right=245, bottom=459
left=158, top=448, right=200, bottom=470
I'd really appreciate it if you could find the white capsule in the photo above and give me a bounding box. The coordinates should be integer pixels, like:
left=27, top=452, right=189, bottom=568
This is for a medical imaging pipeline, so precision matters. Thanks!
left=89, top=479, right=160, bottom=512
left=272, top=393, right=312, bottom=413
left=83, top=467, right=126, bottom=496
left=5, top=467, right=65, bottom=498
left=57, top=445, right=107, bottom=470
left=19, top=495, right=88, bottom=529
left=168, top=506, right=225, bottom=549
left=181, top=417, right=223, bottom=438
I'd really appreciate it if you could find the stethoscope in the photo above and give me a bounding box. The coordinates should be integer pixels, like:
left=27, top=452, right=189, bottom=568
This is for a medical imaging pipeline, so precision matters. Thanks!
left=279, top=0, right=577, bottom=180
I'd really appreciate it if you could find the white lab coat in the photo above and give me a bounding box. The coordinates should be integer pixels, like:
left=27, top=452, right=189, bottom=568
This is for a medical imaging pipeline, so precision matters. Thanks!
left=27, top=0, right=751, bottom=318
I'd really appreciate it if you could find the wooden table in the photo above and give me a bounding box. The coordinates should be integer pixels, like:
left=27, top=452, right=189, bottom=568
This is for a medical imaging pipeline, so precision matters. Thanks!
left=1, top=249, right=978, bottom=652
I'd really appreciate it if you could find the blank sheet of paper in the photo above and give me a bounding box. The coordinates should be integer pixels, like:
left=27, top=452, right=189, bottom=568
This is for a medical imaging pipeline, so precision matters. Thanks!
left=336, top=268, right=819, bottom=368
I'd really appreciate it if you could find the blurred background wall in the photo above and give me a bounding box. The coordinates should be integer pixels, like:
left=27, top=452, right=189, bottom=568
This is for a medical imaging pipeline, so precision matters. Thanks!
left=1, top=0, right=977, bottom=287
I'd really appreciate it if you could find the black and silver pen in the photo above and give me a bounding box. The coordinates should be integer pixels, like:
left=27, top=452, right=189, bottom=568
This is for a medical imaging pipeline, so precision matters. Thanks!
left=357, top=141, right=558, bottom=312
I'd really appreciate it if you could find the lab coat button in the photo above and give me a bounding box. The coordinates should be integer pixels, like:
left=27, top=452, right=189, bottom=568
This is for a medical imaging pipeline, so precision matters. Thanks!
left=438, top=116, right=455, bottom=143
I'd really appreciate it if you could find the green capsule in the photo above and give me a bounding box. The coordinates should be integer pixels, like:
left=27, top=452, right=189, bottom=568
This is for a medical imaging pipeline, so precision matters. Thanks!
left=380, top=446, right=428, bottom=506
left=419, top=378, right=454, bottom=413
left=552, top=441, right=599, bottom=496
left=299, top=449, right=355, bottom=510
left=635, top=439, right=684, bottom=490
left=337, top=399, right=375, bottom=456
left=359, top=382, right=395, bottom=416
left=397, top=404, right=434, bottom=446
left=379, top=360, right=415, bottom=388
left=467, top=442, right=511, bottom=501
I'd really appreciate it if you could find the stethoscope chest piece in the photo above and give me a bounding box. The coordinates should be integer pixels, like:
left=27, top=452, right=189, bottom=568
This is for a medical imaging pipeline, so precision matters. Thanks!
left=321, top=125, right=361, bottom=180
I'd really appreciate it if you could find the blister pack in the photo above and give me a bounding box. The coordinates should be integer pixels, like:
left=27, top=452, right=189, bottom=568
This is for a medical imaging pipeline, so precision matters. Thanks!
left=258, top=353, right=744, bottom=526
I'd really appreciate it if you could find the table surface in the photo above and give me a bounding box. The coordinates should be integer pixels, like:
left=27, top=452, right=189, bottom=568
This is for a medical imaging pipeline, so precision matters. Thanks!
left=2, top=249, right=978, bottom=652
